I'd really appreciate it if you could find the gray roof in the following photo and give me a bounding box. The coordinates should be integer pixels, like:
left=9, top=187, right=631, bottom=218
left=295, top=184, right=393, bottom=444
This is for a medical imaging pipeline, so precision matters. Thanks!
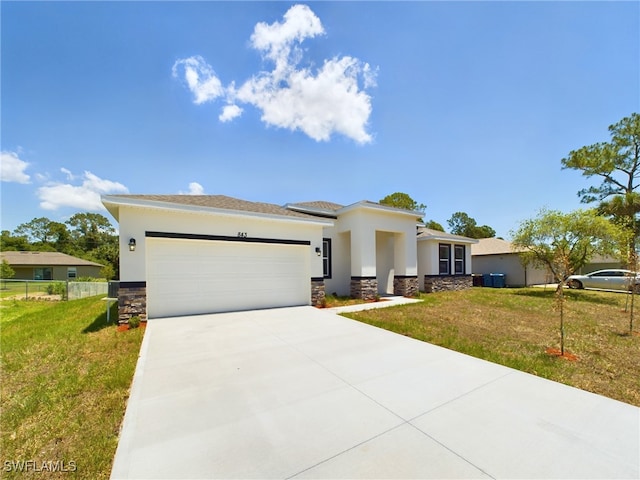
left=1, top=251, right=103, bottom=267
left=471, top=238, right=525, bottom=255
left=108, top=195, right=320, bottom=220
left=288, top=201, right=344, bottom=212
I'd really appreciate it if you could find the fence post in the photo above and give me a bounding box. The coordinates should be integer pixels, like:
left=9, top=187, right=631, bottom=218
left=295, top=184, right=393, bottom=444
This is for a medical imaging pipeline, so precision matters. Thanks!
left=25, top=281, right=28, bottom=300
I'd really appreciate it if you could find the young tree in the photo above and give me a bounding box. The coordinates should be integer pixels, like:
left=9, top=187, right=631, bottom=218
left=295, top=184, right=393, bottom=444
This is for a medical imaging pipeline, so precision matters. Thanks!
left=511, top=208, right=621, bottom=354
left=0, top=259, right=15, bottom=279
left=447, top=212, right=496, bottom=238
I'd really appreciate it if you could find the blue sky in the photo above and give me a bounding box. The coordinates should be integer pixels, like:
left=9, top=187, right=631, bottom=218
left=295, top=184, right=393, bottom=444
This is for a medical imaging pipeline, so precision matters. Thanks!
left=2, top=1, right=638, bottom=239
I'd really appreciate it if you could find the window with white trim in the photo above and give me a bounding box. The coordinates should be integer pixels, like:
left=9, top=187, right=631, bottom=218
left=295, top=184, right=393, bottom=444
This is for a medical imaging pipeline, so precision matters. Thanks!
left=439, top=244, right=450, bottom=275
left=454, top=245, right=465, bottom=274
left=67, top=267, right=77, bottom=279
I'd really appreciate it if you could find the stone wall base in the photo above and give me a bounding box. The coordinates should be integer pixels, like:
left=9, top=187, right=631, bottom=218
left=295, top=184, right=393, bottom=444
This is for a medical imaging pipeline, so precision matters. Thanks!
left=311, top=278, right=326, bottom=307
left=423, top=275, right=472, bottom=293
left=393, top=276, right=419, bottom=297
left=350, top=277, right=378, bottom=301
left=118, top=282, right=147, bottom=324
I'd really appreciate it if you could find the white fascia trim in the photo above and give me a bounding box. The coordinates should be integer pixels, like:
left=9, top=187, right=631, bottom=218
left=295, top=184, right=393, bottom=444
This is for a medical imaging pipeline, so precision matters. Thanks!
left=337, top=201, right=424, bottom=218
left=418, top=234, right=479, bottom=244
left=101, top=196, right=334, bottom=227
left=284, top=203, right=338, bottom=218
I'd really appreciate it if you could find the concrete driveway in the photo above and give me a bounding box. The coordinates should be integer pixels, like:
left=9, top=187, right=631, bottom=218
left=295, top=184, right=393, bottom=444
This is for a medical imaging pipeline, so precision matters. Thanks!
left=111, top=305, right=639, bottom=479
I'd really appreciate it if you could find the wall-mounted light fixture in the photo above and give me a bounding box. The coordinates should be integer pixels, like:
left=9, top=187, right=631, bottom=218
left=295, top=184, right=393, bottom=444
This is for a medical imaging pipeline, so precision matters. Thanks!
left=128, top=238, right=136, bottom=252
left=315, top=247, right=322, bottom=256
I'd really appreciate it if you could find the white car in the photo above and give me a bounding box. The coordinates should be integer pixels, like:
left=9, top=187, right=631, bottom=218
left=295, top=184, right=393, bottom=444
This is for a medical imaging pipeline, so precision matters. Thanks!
left=566, top=269, right=640, bottom=292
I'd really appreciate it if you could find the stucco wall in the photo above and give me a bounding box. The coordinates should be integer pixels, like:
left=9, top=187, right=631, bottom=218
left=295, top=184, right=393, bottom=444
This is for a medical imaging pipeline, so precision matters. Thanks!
left=118, top=206, right=325, bottom=283
left=323, top=206, right=418, bottom=297
left=323, top=227, right=351, bottom=296
left=417, top=239, right=474, bottom=281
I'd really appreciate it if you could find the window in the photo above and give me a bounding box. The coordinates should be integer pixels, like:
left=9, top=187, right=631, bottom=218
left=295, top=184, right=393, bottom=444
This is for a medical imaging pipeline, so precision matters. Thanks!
left=439, top=244, right=450, bottom=275
left=34, top=267, right=53, bottom=280
left=322, top=238, right=332, bottom=278
left=67, top=267, right=77, bottom=279
left=454, top=245, right=465, bottom=274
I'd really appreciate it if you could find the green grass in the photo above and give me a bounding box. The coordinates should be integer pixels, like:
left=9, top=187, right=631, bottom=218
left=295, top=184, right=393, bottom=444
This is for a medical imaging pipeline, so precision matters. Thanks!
left=344, top=287, right=640, bottom=406
left=0, top=297, right=144, bottom=479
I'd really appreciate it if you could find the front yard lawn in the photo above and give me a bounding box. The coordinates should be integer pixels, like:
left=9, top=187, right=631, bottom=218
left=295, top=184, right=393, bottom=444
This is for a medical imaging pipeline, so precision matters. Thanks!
left=0, top=296, right=144, bottom=479
left=344, top=287, right=640, bottom=407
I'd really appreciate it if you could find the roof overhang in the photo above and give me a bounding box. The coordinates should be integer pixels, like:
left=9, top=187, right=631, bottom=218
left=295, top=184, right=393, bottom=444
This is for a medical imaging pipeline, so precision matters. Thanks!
left=337, top=201, right=424, bottom=219
left=417, top=233, right=479, bottom=244
left=102, top=195, right=334, bottom=227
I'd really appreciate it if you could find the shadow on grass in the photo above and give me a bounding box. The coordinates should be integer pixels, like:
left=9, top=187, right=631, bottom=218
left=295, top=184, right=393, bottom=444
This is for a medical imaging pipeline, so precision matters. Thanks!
left=513, top=288, right=623, bottom=306
left=82, top=304, right=117, bottom=333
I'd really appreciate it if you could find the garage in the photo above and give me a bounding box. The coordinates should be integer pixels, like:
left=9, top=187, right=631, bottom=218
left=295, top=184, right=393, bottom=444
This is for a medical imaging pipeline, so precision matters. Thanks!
left=146, top=236, right=311, bottom=318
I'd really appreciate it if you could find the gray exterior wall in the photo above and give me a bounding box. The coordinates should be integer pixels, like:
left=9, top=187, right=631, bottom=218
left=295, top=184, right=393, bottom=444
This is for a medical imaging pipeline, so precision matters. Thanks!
left=11, top=265, right=103, bottom=281
left=472, top=254, right=549, bottom=287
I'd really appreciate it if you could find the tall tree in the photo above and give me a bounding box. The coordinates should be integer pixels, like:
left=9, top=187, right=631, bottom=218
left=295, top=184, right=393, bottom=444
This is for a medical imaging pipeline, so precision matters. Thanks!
left=14, top=217, right=54, bottom=244
left=561, top=113, right=640, bottom=266
left=66, top=213, right=116, bottom=251
left=0, top=230, right=30, bottom=251
left=447, top=212, right=496, bottom=238
left=379, top=192, right=426, bottom=212
left=511, top=208, right=621, bottom=354
left=423, top=220, right=445, bottom=232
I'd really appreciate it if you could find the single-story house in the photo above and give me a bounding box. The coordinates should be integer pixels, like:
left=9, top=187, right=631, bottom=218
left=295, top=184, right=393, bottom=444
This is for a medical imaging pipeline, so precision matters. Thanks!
left=0, top=251, right=104, bottom=280
left=102, top=194, right=477, bottom=322
left=471, top=238, right=623, bottom=287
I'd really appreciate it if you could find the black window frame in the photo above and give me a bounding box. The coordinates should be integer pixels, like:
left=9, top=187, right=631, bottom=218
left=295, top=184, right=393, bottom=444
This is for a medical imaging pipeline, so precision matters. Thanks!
left=322, top=238, right=332, bottom=279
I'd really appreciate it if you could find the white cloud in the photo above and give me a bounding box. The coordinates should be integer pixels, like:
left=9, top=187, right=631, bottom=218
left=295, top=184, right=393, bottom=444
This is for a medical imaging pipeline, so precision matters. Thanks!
left=172, top=55, right=224, bottom=105
left=60, top=167, right=75, bottom=181
left=1, top=151, right=31, bottom=184
left=180, top=182, right=204, bottom=195
left=173, top=4, right=377, bottom=144
left=37, top=170, right=128, bottom=211
left=219, top=104, right=243, bottom=122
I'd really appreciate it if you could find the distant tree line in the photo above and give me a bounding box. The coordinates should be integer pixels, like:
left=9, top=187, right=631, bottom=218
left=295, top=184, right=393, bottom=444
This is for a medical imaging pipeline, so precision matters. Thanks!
left=1, top=213, right=119, bottom=280
left=379, top=192, right=496, bottom=238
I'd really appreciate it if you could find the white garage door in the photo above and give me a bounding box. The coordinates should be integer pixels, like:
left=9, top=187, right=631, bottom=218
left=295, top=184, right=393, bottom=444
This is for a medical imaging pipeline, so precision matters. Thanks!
left=146, top=237, right=311, bottom=318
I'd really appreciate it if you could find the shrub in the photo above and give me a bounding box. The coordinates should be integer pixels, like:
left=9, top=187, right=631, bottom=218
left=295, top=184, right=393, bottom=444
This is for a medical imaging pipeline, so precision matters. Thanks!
left=128, top=316, right=141, bottom=329
left=46, top=282, right=67, bottom=298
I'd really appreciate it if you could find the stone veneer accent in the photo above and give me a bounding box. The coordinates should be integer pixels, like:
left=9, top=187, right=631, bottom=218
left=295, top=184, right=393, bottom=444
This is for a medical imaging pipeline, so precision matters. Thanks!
left=350, top=276, right=378, bottom=301
left=118, top=282, right=147, bottom=324
left=393, top=276, right=419, bottom=297
left=423, top=275, right=472, bottom=293
left=311, top=278, right=326, bottom=307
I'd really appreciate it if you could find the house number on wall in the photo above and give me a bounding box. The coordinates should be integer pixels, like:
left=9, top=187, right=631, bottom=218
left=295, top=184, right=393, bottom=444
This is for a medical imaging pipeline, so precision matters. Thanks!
left=237, top=232, right=248, bottom=238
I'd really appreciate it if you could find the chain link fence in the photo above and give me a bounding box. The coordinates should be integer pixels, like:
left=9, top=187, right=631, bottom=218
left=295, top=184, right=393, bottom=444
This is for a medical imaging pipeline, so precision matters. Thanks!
left=0, top=279, right=108, bottom=301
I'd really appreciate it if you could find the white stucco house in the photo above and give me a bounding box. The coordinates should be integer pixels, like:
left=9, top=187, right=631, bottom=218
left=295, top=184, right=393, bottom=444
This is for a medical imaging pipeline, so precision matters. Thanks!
left=102, top=194, right=476, bottom=322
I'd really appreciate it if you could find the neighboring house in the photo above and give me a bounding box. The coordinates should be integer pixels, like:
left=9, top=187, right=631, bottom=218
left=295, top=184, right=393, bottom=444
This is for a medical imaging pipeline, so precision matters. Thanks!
left=471, top=238, right=623, bottom=286
left=0, top=251, right=103, bottom=281
left=416, top=228, right=478, bottom=292
left=102, top=194, right=476, bottom=322
left=471, top=238, right=548, bottom=287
